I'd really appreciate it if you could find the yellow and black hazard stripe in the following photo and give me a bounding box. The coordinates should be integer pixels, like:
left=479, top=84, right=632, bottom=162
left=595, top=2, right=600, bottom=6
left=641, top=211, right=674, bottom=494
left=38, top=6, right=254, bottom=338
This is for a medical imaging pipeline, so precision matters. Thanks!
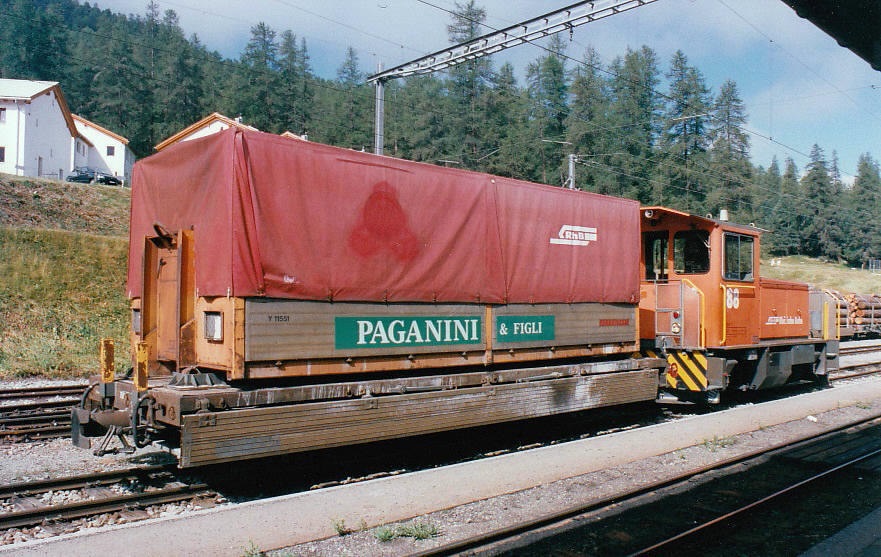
left=665, top=350, right=709, bottom=391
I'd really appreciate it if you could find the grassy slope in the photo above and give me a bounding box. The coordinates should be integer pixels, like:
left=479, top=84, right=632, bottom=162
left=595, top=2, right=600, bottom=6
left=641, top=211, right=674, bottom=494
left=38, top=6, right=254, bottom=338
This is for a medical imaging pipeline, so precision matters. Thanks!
left=0, top=175, right=130, bottom=378
left=762, top=255, right=881, bottom=294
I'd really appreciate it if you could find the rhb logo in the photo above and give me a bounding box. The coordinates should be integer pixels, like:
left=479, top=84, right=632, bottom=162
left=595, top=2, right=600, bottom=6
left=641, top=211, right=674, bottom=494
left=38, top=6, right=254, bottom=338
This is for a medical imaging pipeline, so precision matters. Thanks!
left=549, top=225, right=597, bottom=246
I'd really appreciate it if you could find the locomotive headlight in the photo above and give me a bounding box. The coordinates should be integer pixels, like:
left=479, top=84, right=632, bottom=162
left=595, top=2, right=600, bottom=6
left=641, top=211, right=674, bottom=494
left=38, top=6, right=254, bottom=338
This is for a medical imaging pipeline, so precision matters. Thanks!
left=671, top=322, right=681, bottom=334
left=204, top=312, right=223, bottom=342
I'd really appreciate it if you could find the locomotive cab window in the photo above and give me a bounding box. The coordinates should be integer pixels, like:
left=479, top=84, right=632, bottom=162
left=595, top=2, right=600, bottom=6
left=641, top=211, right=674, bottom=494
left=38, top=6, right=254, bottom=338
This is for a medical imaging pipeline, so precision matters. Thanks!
left=724, top=233, right=754, bottom=281
left=673, top=230, right=710, bottom=274
left=643, top=231, right=669, bottom=281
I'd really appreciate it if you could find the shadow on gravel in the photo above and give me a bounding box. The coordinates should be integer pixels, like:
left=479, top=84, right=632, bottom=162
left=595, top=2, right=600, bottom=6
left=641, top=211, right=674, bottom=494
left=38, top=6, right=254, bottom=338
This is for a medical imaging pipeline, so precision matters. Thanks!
left=128, top=451, right=178, bottom=466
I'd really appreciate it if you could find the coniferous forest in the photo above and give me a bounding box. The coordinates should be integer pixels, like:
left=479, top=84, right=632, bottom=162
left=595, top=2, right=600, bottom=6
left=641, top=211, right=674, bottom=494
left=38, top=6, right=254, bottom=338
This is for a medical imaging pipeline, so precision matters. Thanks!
left=2, top=0, right=881, bottom=266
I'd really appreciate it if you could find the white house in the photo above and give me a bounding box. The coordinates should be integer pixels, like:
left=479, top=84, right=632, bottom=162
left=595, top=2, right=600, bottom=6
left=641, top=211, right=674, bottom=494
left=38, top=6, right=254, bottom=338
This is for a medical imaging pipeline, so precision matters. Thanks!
left=0, top=78, right=86, bottom=180
left=0, top=78, right=133, bottom=184
left=154, top=112, right=257, bottom=151
left=73, top=114, right=135, bottom=184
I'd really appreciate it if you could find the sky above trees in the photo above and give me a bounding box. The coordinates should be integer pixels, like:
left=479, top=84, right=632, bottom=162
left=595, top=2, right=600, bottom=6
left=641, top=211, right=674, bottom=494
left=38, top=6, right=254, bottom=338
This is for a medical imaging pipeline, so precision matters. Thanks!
left=99, top=0, right=881, bottom=184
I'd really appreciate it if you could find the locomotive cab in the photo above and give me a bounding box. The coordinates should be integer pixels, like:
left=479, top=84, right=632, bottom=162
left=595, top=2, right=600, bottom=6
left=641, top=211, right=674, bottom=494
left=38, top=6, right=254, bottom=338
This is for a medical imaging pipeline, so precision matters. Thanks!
left=639, top=207, right=838, bottom=403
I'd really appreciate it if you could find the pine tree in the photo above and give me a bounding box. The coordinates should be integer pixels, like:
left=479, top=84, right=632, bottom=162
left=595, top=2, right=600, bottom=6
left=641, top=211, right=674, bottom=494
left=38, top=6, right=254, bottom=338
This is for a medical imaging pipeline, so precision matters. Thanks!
left=483, top=63, right=532, bottom=179
left=445, top=0, right=494, bottom=168
left=277, top=31, right=314, bottom=137
left=606, top=46, right=661, bottom=202
left=151, top=9, right=205, bottom=147
left=801, top=145, right=842, bottom=259
left=0, top=0, right=68, bottom=80
left=234, top=22, right=280, bottom=132
left=321, top=47, right=372, bottom=150
left=766, top=158, right=804, bottom=255
left=706, top=80, right=752, bottom=221
left=566, top=46, right=612, bottom=193
left=659, top=50, right=712, bottom=211
left=845, top=154, right=881, bottom=265
left=526, top=34, right=570, bottom=185
left=395, top=75, right=456, bottom=164
left=86, top=21, right=154, bottom=155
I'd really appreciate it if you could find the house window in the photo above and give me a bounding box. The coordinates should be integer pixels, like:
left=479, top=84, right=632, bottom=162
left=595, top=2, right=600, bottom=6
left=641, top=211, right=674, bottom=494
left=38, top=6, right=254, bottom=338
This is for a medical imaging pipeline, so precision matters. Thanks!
left=106, top=146, right=115, bottom=157
left=0, top=108, right=5, bottom=123
left=0, top=147, right=5, bottom=162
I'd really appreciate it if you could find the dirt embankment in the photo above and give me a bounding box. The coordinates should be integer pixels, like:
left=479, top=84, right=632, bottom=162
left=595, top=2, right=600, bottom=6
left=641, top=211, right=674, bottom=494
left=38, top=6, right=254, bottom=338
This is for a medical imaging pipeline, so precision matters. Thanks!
left=0, top=174, right=129, bottom=236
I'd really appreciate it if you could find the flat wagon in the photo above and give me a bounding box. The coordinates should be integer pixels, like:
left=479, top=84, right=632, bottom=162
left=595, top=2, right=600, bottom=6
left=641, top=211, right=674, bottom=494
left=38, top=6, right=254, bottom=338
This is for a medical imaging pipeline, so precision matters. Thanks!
left=74, top=128, right=663, bottom=467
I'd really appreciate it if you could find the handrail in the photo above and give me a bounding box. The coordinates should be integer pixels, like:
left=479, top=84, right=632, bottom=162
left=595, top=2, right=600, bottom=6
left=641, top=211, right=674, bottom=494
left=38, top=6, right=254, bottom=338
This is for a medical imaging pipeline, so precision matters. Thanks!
left=720, top=284, right=727, bottom=345
left=822, top=301, right=829, bottom=340
left=681, top=279, right=705, bottom=348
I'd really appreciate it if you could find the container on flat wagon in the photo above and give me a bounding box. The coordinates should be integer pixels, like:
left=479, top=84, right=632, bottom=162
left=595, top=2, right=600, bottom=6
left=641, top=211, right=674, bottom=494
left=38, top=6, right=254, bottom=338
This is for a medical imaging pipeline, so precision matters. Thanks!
left=127, top=129, right=641, bottom=379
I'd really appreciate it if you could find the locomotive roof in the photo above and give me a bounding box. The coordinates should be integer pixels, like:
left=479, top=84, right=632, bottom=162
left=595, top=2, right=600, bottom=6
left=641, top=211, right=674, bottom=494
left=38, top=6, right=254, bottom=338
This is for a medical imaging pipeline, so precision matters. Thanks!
left=641, top=206, right=767, bottom=235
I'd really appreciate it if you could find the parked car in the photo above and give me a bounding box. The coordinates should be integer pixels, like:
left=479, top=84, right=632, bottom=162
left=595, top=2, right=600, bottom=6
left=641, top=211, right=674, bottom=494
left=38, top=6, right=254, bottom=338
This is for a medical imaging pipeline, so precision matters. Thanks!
left=95, top=172, right=122, bottom=186
left=66, top=167, right=96, bottom=183
left=65, top=168, right=123, bottom=186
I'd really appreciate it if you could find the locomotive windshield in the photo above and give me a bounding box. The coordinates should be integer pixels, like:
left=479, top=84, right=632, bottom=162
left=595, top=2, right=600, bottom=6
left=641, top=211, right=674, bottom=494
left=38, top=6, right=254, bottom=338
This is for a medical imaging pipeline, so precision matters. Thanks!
left=673, top=230, right=710, bottom=274
left=724, top=233, right=754, bottom=281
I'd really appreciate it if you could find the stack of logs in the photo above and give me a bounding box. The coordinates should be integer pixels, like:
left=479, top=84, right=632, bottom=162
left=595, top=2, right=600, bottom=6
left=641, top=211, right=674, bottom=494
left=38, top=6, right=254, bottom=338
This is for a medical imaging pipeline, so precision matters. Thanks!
left=828, top=290, right=881, bottom=326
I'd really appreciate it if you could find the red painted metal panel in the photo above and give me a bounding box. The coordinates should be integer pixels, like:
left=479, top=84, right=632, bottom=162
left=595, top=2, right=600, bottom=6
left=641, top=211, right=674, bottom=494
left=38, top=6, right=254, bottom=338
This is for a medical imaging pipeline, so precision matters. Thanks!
left=759, top=278, right=810, bottom=339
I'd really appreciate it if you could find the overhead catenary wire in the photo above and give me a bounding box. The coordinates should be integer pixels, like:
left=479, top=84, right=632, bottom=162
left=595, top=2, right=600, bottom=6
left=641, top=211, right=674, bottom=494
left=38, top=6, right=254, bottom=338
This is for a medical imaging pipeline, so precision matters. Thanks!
left=410, top=0, right=877, bottom=181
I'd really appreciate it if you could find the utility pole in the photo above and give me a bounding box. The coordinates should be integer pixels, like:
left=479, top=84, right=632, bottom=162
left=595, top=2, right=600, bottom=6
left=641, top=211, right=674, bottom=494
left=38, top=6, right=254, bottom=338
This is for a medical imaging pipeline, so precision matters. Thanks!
left=367, top=0, right=657, bottom=156
left=541, top=139, right=576, bottom=189
left=566, top=153, right=577, bottom=190
left=374, top=63, right=385, bottom=155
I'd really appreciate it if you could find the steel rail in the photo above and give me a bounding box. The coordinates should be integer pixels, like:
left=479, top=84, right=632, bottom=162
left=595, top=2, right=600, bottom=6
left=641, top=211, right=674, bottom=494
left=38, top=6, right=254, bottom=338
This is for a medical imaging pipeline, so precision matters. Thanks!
left=409, top=412, right=881, bottom=557
left=0, top=399, right=79, bottom=412
left=0, top=386, right=84, bottom=442
left=0, top=465, right=175, bottom=499
left=840, top=343, right=881, bottom=356
left=0, top=384, right=86, bottom=400
left=831, top=362, right=881, bottom=382
left=631, top=443, right=881, bottom=555
left=0, top=465, right=206, bottom=531
left=0, top=410, right=70, bottom=425
left=0, top=483, right=213, bottom=530
left=0, top=424, right=71, bottom=439
left=1, top=402, right=75, bottom=440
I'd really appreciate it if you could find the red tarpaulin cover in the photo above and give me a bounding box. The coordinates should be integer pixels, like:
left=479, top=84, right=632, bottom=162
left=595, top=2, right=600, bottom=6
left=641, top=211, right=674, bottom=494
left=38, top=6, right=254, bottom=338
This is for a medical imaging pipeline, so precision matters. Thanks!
left=127, top=129, right=640, bottom=304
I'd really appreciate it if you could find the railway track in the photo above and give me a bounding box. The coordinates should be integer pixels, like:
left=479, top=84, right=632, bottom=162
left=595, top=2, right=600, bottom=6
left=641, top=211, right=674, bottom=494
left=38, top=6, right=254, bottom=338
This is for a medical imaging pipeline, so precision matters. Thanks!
left=0, top=384, right=85, bottom=441
left=412, top=412, right=881, bottom=556
left=0, top=384, right=87, bottom=401
left=0, top=465, right=217, bottom=533
left=840, top=341, right=881, bottom=356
